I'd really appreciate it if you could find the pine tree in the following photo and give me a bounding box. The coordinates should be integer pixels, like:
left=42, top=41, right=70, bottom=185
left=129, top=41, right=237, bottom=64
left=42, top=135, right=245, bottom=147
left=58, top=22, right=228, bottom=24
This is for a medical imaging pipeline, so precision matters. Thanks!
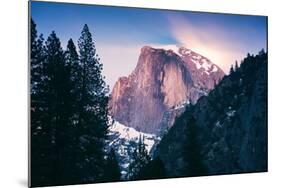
left=76, top=24, right=109, bottom=182
left=182, top=116, right=207, bottom=176
left=104, top=148, right=121, bottom=182
left=30, top=18, right=53, bottom=186
left=258, top=48, right=266, bottom=56
left=235, top=61, right=239, bottom=71
left=44, top=31, right=74, bottom=185
left=65, top=38, right=80, bottom=83
left=30, top=19, right=45, bottom=95
left=137, top=157, right=166, bottom=180
left=60, top=38, right=82, bottom=183
left=127, top=135, right=151, bottom=180
left=230, top=64, right=235, bottom=75
left=31, top=22, right=112, bottom=186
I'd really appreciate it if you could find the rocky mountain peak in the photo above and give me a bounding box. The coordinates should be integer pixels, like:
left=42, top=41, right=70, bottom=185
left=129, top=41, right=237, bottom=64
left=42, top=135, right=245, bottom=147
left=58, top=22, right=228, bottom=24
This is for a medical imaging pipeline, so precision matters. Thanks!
left=109, top=45, right=225, bottom=134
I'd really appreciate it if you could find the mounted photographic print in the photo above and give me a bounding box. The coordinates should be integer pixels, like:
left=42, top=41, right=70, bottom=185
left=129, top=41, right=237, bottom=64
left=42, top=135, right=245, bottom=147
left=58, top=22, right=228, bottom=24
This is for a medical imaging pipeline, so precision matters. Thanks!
left=29, top=1, right=268, bottom=187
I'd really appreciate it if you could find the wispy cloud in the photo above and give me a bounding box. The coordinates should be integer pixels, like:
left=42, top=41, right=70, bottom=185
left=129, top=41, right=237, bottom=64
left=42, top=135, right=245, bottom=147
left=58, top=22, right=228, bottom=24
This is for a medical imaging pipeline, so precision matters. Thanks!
left=32, top=1, right=266, bottom=88
left=166, top=14, right=258, bottom=73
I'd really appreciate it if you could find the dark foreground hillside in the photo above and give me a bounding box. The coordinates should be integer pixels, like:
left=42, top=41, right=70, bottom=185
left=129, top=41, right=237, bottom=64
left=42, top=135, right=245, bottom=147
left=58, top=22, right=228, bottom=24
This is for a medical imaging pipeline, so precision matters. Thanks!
left=151, top=51, right=267, bottom=178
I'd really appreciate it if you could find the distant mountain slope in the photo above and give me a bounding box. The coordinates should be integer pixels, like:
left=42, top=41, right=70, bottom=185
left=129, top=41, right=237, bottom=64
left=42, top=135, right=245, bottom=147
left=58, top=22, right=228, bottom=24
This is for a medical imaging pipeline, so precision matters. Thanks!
left=109, top=45, right=224, bottom=134
left=154, top=51, right=267, bottom=177
left=107, top=118, right=159, bottom=179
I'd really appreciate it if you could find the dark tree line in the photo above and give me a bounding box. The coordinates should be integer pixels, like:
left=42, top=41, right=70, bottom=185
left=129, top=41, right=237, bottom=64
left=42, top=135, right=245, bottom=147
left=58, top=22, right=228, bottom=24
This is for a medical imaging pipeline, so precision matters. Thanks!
left=126, top=135, right=166, bottom=180
left=30, top=18, right=120, bottom=187
left=150, top=49, right=267, bottom=178
left=126, top=136, right=151, bottom=180
left=181, top=115, right=207, bottom=176
left=179, top=50, right=267, bottom=176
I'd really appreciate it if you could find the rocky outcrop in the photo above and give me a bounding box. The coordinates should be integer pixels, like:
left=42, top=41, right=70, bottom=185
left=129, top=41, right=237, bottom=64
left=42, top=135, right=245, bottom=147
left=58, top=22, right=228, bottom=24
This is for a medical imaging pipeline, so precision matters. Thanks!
left=109, top=46, right=225, bottom=134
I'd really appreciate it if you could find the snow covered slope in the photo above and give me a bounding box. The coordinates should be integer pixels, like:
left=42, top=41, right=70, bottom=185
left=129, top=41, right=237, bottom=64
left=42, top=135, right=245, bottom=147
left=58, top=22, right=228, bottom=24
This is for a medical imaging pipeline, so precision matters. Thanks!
left=107, top=117, right=160, bottom=179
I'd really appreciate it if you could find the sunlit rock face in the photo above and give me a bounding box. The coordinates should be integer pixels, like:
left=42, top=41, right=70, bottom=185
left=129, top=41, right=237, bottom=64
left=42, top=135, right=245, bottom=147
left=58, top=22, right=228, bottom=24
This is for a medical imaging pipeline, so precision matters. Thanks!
left=109, top=45, right=225, bottom=134
left=178, top=47, right=225, bottom=90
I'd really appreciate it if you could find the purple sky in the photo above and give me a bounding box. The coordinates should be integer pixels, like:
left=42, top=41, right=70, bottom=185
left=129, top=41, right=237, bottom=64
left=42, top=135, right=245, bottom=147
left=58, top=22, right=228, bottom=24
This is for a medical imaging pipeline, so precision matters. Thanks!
left=31, top=1, right=267, bottom=90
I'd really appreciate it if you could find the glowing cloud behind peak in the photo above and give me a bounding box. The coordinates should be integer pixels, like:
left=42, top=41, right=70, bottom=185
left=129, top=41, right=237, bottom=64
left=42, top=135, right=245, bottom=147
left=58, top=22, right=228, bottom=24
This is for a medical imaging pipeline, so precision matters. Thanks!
left=31, top=1, right=267, bottom=89
left=166, top=13, right=266, bottom=73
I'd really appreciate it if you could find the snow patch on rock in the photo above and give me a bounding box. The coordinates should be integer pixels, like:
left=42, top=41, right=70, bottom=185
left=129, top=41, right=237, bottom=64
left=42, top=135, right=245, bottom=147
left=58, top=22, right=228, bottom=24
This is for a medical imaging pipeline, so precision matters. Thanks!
left=107, top=117, right=160, bottom=179
left=108, top=118, right=159, bottom=153
left=151, top=44, right=182, bottom=56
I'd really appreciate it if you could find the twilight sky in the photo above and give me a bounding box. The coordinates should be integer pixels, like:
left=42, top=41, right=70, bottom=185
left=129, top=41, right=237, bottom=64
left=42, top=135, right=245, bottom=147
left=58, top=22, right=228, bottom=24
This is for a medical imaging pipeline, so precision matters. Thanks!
left=31, top=1, right=267, bottom=90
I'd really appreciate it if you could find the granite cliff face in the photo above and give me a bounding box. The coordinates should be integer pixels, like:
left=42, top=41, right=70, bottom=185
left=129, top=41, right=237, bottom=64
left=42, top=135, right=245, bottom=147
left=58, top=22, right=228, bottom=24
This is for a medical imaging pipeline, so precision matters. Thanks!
left=109, top=46, right=225, bottom=134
